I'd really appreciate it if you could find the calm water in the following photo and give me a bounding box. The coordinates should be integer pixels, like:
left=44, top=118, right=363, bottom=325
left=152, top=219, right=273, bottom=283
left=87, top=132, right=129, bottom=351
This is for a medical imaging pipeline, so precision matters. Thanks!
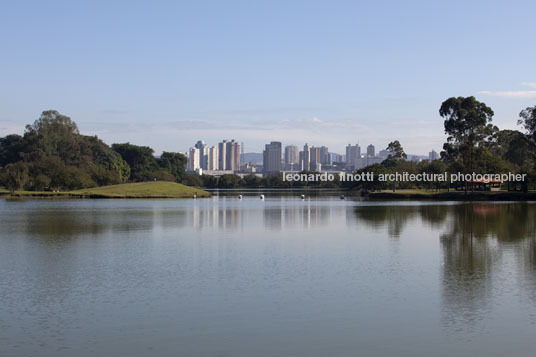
left=1, top=197, right=536, bottom=356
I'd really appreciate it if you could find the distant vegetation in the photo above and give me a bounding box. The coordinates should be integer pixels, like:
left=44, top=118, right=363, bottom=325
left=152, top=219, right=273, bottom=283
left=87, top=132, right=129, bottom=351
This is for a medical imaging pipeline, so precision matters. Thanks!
left=0, top=110, right=188, bottom=192
left=1, top=98, right=536, bottom=193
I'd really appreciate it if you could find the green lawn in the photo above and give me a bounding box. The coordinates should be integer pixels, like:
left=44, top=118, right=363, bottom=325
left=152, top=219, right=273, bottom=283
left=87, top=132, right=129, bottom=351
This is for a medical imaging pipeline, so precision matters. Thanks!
left=1, top=181, right=210, bottom=198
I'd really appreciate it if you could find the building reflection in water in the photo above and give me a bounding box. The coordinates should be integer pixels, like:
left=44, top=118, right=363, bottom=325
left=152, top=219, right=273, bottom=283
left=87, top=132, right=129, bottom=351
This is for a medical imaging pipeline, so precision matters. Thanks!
left=187, top=197, right=243, bottom=231
left=186, top=197, right=335, bottom=231
left=264, top=200, right=332, bottom=231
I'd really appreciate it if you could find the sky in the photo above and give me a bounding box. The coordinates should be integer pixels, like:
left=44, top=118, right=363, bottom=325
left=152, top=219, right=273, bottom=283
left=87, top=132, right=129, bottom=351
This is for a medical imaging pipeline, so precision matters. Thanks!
left=1, top=0, right=535, bottom=155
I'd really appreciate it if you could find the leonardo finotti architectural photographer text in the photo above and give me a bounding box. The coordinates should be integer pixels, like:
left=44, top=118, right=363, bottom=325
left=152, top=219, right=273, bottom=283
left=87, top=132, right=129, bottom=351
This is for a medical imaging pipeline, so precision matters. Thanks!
left=282, top=172, right=527, bottom=183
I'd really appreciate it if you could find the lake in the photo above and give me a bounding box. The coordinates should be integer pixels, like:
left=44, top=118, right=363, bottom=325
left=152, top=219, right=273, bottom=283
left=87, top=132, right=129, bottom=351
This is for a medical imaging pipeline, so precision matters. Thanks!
left=1, top=197, right=536, bottom=356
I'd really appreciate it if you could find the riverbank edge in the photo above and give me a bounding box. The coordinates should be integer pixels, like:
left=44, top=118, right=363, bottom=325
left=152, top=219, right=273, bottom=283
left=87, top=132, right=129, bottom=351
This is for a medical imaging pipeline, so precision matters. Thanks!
left=0, top=192, right=211, bottom=199
left=365, top=191, right=536, bottom=201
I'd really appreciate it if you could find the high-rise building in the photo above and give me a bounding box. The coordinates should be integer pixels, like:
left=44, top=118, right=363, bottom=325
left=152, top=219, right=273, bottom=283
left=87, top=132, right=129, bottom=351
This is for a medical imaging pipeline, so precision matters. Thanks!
left=284, top=145, right=299, bottom=165
left=367, top=144, right=375, bottom=158
left=218, top=140, right=227, bottom=170
left=217, top=139, right=240, bottom=171
left=194, top=140, right=207, bottom=169
left=302, top=143, right=311, bottom=171
left=263, top=141, right=282, bottom=175
left=226, top=139, right=240, bottom=171
left=346, top=144, right=361, bottom=169
left=207, top=146, right=219, bottom=170
left=187, top=147, right=201, bottom=172
left=429, top=150, right=438, bottom=161
left=319, top=146, right=330, bottom=165
left=310, top=147, right=321, bottom=166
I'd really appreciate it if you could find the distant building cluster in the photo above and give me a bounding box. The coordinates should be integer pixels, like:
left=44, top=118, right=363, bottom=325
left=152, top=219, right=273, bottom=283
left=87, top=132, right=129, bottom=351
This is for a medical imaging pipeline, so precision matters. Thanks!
left=187, top=139, right=439, bottom=177
left=186, top=140, right=241, bottom=174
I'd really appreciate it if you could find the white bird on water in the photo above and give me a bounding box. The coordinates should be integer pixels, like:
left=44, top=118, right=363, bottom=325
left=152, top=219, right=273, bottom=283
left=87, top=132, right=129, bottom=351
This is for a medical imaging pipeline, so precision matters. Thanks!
left=260, top=194, right=265, bottom=200
left=301, top=194, right=305, bottom=199
left=238, top=194, right=243, bottom=199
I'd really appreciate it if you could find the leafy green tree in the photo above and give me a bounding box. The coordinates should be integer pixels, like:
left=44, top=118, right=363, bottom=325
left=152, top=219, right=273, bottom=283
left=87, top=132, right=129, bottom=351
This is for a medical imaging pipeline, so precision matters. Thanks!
left=421, top=160, right=447, bottom=191
left=32, top=174, right=51, bottom=191
left=354, top=164, right=390, bottom=191
left=0, top=162, right=29, bottom=192
left=518, top=105, right=536, bottom=144
left=263, top=174, right=290, bottom=188
left=88, top=136, right=130, bottom=182
left=182, top=173, right=204, bottom=187
left=25, top=110, right=81, bottom=164
left=201, top=174, right=219, bottom=188
left=242, top=174, right=262, bottom=188
left=493, top=130, right=532, bottom=167
left=112, top=143, right=159, bottom=181
left=386, top=140, right=407, bottom=159
left=0, top=134, right=25, bottom=166
left=218, top=174, right=241, bottom=188
left=439, top=96, right=496, bottom=173
left=157, top=152, right=187, bottom=182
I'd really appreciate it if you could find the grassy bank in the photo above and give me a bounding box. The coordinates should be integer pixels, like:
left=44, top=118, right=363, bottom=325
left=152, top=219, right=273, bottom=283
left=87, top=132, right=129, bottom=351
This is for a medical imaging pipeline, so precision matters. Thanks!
left=0, top=181, right=210, bottom=199
left=367, top=189, right=536, bottom=201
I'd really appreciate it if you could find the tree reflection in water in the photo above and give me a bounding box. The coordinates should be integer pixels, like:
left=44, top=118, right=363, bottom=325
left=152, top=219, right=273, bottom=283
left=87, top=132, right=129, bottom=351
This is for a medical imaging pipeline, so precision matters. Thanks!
left=354, top=202, right=536, bottom=330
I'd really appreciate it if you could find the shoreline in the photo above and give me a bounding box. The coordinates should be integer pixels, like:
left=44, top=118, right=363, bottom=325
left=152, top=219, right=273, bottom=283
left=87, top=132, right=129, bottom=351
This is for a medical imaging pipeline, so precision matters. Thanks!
left=3, top=187, right=536, bottom=201
left=365, top=190, right=536, bottom=201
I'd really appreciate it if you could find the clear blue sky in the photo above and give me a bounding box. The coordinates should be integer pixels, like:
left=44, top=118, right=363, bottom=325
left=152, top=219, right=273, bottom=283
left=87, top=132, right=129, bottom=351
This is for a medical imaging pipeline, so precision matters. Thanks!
left=1, top=0, right=535, bottom=155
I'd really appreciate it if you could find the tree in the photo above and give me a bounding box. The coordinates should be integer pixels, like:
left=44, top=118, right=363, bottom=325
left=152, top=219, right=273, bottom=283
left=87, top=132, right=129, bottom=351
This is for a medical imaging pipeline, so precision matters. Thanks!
left=421, top=160, right=447, bottom=191
left=0, top=162, right=29, bottom=192
left=112, top=143, right=159, bottom=181
left=25, top=110, right=81, bottom=163
left=354, top=164, right=390, bottom=191
left=0, top=134, right=24, bottom=166
left=218, top=174, right=241, bottom=188
left=386, top=140, right=407, bottom=159
left=493, top=129, right=532, bottom=167
left=183, top=173, right=204, bottom=187
left=157, top=152, right=187, bottom=182
left=518, top=105, right=536, bottom=144
left=439, top=96, right=496, bottom=173
left=88, top=136, right=130, bottom=182
left=243, top=174, right=262, bottom=188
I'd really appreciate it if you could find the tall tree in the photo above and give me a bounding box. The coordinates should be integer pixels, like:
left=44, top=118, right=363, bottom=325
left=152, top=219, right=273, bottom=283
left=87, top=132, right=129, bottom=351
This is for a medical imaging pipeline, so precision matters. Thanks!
left=439, top=96, right=496, bottom=172
left=518, top=105, right=536, bottom=144
left=386, top=140, right=407, bottom=159
left=25, top=110, right=81, bottom=163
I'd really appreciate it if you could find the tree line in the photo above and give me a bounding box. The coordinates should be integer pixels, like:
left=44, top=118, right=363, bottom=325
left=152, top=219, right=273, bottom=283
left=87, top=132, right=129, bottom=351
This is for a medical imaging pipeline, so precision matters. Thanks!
left=1, top=97, right=536, bottom=192
left=0, top=110, right=188, bottom=192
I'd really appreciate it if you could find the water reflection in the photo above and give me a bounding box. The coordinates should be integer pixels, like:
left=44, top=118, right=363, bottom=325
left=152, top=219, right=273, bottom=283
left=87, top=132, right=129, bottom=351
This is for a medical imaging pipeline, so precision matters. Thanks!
left=184, top=199, right=334, bottom=231
left=3, top=199, right=536, bottom=356
left=353, top=202, right=536, bottom=331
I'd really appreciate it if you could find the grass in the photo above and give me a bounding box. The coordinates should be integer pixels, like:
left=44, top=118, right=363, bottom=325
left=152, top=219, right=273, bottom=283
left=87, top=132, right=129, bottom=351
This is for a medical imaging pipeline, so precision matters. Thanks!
left=0, top=181, right=210, bottom=199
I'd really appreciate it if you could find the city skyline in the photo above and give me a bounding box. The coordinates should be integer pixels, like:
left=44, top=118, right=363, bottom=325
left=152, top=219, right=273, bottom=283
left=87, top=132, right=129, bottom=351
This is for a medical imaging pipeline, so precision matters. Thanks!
left=186, top=138, right=434, bottom=175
